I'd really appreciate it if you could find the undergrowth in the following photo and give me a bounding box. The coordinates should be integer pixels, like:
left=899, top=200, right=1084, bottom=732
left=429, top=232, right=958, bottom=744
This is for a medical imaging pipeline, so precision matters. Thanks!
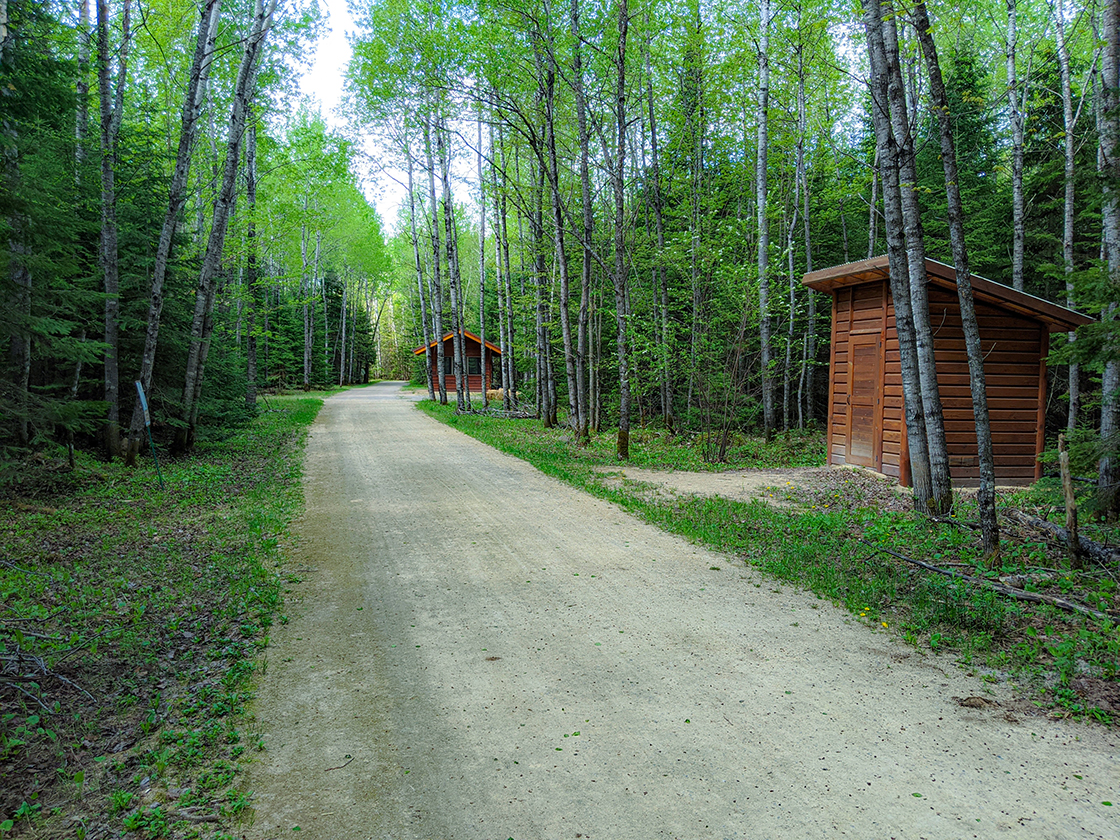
left=0, top=394, right=323, bottom=838
left=421, top=401, right=1120, bottom=724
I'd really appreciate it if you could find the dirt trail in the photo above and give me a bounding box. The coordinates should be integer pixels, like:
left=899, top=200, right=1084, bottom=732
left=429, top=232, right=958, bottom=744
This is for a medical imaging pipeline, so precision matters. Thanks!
left=244, top=382, right=1117, bottom=839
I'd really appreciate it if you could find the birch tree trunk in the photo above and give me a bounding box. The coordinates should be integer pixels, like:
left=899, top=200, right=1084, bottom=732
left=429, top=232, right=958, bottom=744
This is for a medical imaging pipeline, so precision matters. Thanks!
left=409, top=148, right=436, bottom=400
left=1098, top=0, right=1120, bottom=517
left=301, top=197, right=312, bottom=389
left=867, top=149, right=878, bottom=260
left=879, top=0, right=952, bottom=513
left=76, top=0, right=90, bottom=177
left=531, top=158, right=553, bottom=425
left=539, top=40, right=579, bottom=430
left=1006, top=0, right=1026, bottom=292
left=489, top=116, right=509, bottom=405
left=319, top=231, right=329, bottom=381
left=612, top=0, right=631, bottom=458
left=477, top=110, right=487, bottom=406
left=1055, top=1, right=1079, bottom=430
left=496, top=120, right=516, bottom=407
left=338, top=281, right=347, bottom=387
left=861, top=0, right=936, bottom=511
left=799, top=59, right=816, bottom=427
left=914, top=0, right=1000, bottom=553
left=423, top=112, right=447, bottom=404
left=96, top=0, right=130, bottom=457
left=176, top=0, right=277, bottom=451
left=572, top=0, right=592, bottom=439
left=125, top=0, right=221, bottom=464
left=438, top=116, right=466, bottom=410
left=757, top=0, right=774, bottom=439
left=643, top=10, right=670, bottom=432
left=245, top=112, right=259, bottom=408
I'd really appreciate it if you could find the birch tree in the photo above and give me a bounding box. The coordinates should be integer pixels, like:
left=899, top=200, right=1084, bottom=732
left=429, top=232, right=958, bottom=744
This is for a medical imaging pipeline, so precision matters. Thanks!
left=125, top=0, right=222, bottom=464
left=95, top=0, right=130, bottom=456
left=756, top=0, right=774, bottom=439
left=177, top=0, right=278, bottom=451
left=914, top=0, right=999, bottom=554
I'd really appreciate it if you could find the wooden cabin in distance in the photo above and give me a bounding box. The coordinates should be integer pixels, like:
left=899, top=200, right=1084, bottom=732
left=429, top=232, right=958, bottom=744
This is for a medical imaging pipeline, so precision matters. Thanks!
left=414, top=330, right=501, bottom=394
left=802, top=256, right=1093, bottom=487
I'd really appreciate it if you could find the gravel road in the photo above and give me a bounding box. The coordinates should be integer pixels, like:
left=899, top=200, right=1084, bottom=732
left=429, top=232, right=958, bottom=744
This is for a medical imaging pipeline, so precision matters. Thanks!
left=244, top=382, right=1118, bottom=840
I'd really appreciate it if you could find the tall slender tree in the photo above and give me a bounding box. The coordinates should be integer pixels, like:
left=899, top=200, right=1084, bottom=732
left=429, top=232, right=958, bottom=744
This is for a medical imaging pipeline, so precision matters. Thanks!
left=914, top=0, right=999, bottom=553
left=125, top=0, right=222, bottom=464
left=96, top=0, right=130, bottom=456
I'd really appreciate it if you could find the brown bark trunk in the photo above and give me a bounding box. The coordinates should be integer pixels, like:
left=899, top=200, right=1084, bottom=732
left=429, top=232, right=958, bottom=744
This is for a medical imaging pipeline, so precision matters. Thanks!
left=477, top=111, right=487, bottom=405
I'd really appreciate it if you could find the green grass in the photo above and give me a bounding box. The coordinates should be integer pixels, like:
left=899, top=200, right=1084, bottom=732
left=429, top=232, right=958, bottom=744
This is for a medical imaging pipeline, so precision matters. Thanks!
left=420, top=401, right=1120, bottom=722
left=0, top=394, right=324, bottom=837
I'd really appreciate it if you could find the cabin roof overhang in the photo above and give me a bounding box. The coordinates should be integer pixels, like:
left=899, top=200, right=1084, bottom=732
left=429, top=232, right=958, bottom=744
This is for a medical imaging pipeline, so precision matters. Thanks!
left=413, top=329, right=502, bottom=356
left=802, top=256, right=1094, bottom=333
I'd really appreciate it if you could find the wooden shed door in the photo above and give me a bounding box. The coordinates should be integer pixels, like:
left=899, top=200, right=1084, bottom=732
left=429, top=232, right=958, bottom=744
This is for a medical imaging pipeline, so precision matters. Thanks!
left=847, top=333, right=881, bottom=467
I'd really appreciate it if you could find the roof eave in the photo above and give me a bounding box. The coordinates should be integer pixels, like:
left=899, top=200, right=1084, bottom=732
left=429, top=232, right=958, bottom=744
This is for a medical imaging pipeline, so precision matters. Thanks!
left=802, top=256, right=1094, bottom=332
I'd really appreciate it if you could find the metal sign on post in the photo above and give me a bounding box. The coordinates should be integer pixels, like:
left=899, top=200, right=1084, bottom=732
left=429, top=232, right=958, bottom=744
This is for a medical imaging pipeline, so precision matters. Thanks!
left=135, top=381, right=165, bottom=490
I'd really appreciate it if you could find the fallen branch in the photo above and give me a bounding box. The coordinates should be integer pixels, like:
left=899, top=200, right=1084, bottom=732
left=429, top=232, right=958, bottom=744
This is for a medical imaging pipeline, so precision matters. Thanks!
left=858, top=540, right=1110, bottom=621
left=168, top=807, right=218, bottom=823
left=1006, top=509, right=1120, bottom=567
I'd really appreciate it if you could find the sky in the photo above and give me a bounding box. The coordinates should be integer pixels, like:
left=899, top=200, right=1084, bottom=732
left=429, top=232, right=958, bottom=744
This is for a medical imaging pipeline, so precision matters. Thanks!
left=299, top=0, right=409, bottom=229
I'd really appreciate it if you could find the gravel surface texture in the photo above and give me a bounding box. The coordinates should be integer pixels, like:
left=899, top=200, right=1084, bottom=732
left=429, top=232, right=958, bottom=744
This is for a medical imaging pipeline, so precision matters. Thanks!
left=244, top=382, right=1118, bottom=840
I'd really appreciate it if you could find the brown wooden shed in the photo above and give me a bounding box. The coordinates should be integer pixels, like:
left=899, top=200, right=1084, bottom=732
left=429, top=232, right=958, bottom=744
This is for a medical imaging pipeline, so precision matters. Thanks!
left=414, top=330, right=501, bottom=394
left=802, top=256, right=1093, bottom=487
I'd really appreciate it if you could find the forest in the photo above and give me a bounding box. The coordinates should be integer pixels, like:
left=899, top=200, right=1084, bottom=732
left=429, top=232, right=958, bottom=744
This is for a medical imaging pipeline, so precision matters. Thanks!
left=2, top=0, right=1118, bottom=517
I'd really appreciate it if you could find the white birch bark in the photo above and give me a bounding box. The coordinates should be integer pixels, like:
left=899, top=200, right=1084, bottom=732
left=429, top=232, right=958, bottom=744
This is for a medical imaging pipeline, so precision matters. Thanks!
left=880, top=0, right=952, bottom=513
left=177, top=0, right=277, bottom=450
left=757, top=0, right=774, bottom=438
left=612, top=0, right=631, bottom=458
left=1098, top=0, right=1120, bottom=515
left=861, top=0, right=935, bottom=511
left=125, top=0, right=221, bottom=462
left=914, top=0, right=1000, bottom=553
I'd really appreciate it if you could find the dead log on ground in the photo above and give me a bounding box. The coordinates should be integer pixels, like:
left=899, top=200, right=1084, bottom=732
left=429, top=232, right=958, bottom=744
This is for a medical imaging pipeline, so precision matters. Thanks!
left=858, top=540, right=1110, bottom=621
left=1005, top=509, right=1119, bottom=567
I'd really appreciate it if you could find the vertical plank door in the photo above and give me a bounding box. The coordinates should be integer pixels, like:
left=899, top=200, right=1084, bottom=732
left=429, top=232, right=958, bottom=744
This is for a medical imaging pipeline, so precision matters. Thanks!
left=847, top=332, right=882, bottom=467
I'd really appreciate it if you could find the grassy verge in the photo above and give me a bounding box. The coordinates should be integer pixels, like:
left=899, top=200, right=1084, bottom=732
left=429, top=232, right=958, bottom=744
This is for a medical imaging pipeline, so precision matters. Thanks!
left=421, top=402, right=1119, bottom=723
left=1, top=393, right=324, bottom=838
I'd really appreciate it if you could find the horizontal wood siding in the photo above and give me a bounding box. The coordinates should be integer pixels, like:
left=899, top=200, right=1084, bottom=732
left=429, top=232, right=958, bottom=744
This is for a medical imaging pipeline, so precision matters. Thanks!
left=925, top=286, right=1043, bottom=486
left=426, top=334, right=497, bottom=394
left=441, top=374, right=486, bottom=392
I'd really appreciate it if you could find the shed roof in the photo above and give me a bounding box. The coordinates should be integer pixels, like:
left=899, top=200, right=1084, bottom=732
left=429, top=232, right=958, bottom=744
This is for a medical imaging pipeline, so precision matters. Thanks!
left=802, top=255, right=1094, bottom=333
left=413, top=329, right=501, bottom=356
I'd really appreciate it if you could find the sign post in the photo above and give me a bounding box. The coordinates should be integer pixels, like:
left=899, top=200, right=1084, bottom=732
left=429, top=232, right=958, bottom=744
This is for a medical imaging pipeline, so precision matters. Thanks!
left=135, top=381, right=165, bottom=490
